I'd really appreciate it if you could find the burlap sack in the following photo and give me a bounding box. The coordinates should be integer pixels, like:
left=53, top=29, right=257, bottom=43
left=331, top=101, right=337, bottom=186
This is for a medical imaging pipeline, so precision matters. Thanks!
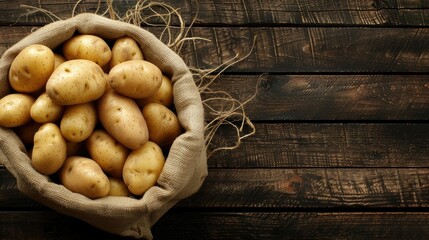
left=0, top=13, right=207, bottom=239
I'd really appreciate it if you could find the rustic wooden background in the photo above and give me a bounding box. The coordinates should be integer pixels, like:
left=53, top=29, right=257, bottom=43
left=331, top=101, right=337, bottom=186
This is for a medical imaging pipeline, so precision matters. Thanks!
left=1, top=0, right=429, bottom=239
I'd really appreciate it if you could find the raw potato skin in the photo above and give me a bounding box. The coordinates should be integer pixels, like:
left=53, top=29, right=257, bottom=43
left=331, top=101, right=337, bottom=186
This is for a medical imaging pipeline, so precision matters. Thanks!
left=0, top=93, right=35, bottom=127
left=123, top=141, right=165, bottom=196
left=108, top=177, right=132, bottom=197
left=86, top=129, right=129, bottom=178
left=108, top=60, right=162, bottom=99
left=59, top=156, right=110, bottom=199
left=62, top=34, right=112, bottom=67
left=142, top=103, right=182, bottom=148
left=97, top=91, right=149, bottom=150
left=30, top=92, right=64, bottom=123
left=32, top=123, right=67, bottom=175
left=109, top=36, right=144, bottom=69
left=8, top=44, right=55, bottom=93
left=46, top=59, right=106, bottom=105
left=136, top=75, right=174, bottom=108
left=60, top=102, right=97, bottom=142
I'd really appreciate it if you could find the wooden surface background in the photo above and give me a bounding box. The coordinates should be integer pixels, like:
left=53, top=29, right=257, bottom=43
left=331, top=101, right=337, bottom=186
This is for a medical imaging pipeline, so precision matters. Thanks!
left=1, top=0, right=429, bottom=239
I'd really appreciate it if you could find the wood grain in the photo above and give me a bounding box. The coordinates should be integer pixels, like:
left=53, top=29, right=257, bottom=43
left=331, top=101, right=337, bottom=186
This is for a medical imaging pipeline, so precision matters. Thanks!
left=203, top=75, right=429, bottom=120
left=153, top=212, right=429, bottom=240
left=1, top=0, right=428, bottom=26
left=0, top=211, right=428, bottom=239
left=1, top=168, right=429, bottom=208
left=208, top=123, right=429, bottom=168
left=1, top=26, right=428, bottom=73
left=180, top=168, right=429, bottom=209
left=182, top=27, right=429, bottom=73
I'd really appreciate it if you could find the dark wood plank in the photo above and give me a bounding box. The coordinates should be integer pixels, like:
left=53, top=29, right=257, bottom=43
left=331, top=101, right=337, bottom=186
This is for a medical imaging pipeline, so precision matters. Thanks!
left=3, top=123, right=429, bottom=169
left=208, top=123, right=429, bottom=168
left=1, top=168, right=429, bottom=208
left=180, top=168, right=429, bottom=208
left=183, top=27, right=429, bottom=73
left=1, top=211, right=429, bottom=239
left=153, top=212, right=429, bottom=240
left=0, top=211, right=122, bottom=239
left=2, top=26, right=428, bottom=73
left=1, top=0, right=428, bottom=26
left=204, top=75, right=429, bottom=120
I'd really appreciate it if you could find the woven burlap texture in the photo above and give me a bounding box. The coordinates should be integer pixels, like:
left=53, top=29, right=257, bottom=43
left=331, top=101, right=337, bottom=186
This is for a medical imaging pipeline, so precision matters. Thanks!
left=0, top=13, right=208, bottom=239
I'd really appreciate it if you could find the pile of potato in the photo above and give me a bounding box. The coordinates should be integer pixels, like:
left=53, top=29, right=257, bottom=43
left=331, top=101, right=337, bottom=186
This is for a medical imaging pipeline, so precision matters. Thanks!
left=0, top=34, right=182, bottom=199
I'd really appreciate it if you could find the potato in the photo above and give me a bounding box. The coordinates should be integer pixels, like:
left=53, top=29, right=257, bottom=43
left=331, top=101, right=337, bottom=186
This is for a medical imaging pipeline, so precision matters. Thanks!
left=30, top=92, right=64, bottom=123
left=142, top=103, right=182, bottom=148
left=59, top=156, right=110, bottom=199
left=60, top=102, right=97, bottom=142
left=86, top=129, right=129, bottom=178
left=32, top=123, right=67, bottom=175
left=54, top=53, right=66, bottom=68
left=108, top=177, right=132, bottom=197
left=8, top=44, right=55, bottom=93
left=97, top=91, right=149, bottom=150
left=62, top=34, right=112, bottom=67
left=0, top=93, right=35, bottom=127
left=46, top=59, right=106, bottom=105
left=110, top=36, right=144, bottom=69
left=123, top=141, right=165, bottom=196
left=108, top=60, right=162, bottom=99
left=136, top=75, right=173, bottom=108
left=14, top=121, right=41, bottom=145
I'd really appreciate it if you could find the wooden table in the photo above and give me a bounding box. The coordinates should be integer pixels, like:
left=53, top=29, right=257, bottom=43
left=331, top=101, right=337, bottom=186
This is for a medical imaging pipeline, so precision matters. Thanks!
left=1, top=0, right=429, bottom=239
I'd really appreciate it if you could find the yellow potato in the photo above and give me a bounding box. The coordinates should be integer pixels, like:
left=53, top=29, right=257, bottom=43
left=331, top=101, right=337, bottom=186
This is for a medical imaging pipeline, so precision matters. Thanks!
left=142, top=103, right=182, bottom=148
left=97, top=91, right=149, bottom=150
left=108, top=60, right=162, bottom=98
left=0, top=93, right=35, bottom=127
left=46, top=59, right=106, bottom=105
left=14, top=121, right=41, bottom=145
left=62, top=34, right=112, bottom=67
left=60, top=102, right=97, bottom=142
left=123, top=141, right=165, bottom=196
left=32, top=123, right=67, bottom=175
left=86, top=129, right=129, bottom=178
left=108, top=177, right=132, bottom=197
left=109, top=36, right=144, bottom=69
left=30, top=92, right=64, bottom=123
left=136, top=75, right=173, bottom=108
left=59, top=156, right=110, bottom=199
left=54, top=53, right=66, bottom=68
left=8, top=44, right=55, bottom=93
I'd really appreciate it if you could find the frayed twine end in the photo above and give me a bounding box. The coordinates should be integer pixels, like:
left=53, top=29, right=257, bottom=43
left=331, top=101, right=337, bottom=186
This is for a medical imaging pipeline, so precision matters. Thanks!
left=193, top=36, right=260, bottom=158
